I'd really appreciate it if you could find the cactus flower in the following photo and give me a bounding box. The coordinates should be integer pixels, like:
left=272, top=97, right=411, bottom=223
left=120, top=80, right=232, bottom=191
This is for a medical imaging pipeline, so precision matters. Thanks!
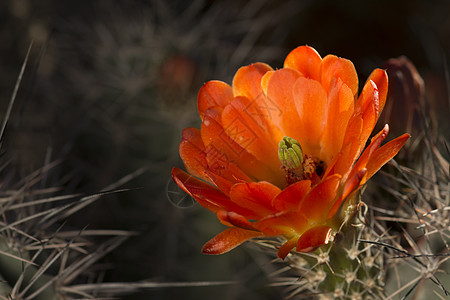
left=172, top=45, right=409, bottom=259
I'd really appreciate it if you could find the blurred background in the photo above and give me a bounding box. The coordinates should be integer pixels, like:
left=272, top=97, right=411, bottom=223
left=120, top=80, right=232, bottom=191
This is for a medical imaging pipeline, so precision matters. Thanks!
left=0, top=0, right=449, bottom=299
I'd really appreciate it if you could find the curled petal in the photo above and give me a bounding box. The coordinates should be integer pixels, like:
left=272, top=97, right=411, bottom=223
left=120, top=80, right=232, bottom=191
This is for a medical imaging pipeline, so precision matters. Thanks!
left=366, top=68, right=388, bottom=114
left=283, top=45, right=322, bottom=80
left=217, top=210, right=255, bottom=230
left=321, top=55, right=358, bottom=96
left=202, top=228, right=264, bottom=255
left=359, top=88, right=380, bottom=155
left=277, top=236, right=298, bottom=259
left=356, top=79, right=380, bottom=119
left=198, top=81, right=233, bottom=120
left=232, top=63, right=273, bottom=99
left=260, top=70, right=274, bottom=96
left=296, top=225, right=332, bottom=253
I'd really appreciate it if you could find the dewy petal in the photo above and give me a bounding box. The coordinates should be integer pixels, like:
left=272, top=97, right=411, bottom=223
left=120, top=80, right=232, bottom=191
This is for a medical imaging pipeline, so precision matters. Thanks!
left=296, top=225, right=332, bottom=253
left=232, top=62, right=273, bottom=99
left=363, top=133, right=410, bottom=184
left=320, top=54, right=359, bottom=96
left=293, top=77, right=328, bottom=157
left=263, top=68, right=304, bottom=142
left=198, top=80, right=234, bottom=120
left=229, top=181, right=281, bottom=219
left=202, top=227, right=264, bottom=255
left=320, top=78, right=354, bottom=163
left=272, top=180, right=311, bottom=212
left=283, top=45, right=322, bottom=81
left=299, top=174, right=341, bottom=221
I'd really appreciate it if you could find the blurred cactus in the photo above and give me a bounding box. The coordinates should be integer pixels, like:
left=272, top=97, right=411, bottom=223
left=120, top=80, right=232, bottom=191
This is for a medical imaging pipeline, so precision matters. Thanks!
left=0, top=57, right=139, bottom=297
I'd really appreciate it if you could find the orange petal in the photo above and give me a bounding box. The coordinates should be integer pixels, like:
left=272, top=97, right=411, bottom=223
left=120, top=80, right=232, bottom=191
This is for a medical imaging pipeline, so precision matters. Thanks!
left=217, top=210, right=255, bottom=230
left=232, top=62, right=273, bottom=99
left=320, top=55, right=358, bottom=96
left=363, top=133, right=410, bottom=184
left=359, top=92, right=380, bottom=156
left=283, top=45, right=322, bottom=81
left=172, top=168, right=254, bottom=218
left=293, top=77, right=328, bottom=157
left=202, top=227, right=264, bottom=255
left=299, top=174, right=341, bottom=221
left=260, top=70, right=274, bottom=96
left=202, top=108, right=282, bottom=184
left=229, top=181, right=281, bottom=219
left=179, top=127, right=211, bottom=183
left=323, top=115, right=363, bottom=179
left=296, top=225, right=332, bottom=252
left=204, top=169, right=239, bottom=196
left=255, top=210, right=308, bottom=236
left=221, top=96, right=280, bottom=170
left=327, top=168, right=367, bottom=219
left=198, top=80, right=234, bottom=120
left=366, top=69, right=388, bottom=114
left=263, top=68, right=304, bottom=140
left=272, top=180, right=311, bottom=211
left=349, top=124, right=389, bottom=180
left=277, top=236, right=298, bottom=259
left=202, top=142, right=253, bottom=195
left=320, top=78, right=355, bottom=163
left=355, top=79, right=379, bottom=117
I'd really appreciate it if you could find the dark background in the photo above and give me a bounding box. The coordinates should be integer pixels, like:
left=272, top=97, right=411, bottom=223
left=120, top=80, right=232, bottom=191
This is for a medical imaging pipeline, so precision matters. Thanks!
left=0, top=0, right=449, bottom=299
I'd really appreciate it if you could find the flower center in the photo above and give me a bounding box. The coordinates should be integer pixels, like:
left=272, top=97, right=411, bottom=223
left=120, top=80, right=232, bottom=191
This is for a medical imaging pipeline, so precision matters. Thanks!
left=278, top=136, right=323, bottom=186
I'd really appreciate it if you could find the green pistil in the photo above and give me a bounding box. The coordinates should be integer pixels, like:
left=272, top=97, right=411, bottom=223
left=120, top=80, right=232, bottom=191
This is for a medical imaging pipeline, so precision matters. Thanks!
left=278, top=136, right=303, bottom=169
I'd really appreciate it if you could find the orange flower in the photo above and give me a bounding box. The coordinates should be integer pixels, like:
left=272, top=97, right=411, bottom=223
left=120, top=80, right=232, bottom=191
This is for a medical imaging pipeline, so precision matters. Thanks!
left=172, top=46, right=409, bottom=259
